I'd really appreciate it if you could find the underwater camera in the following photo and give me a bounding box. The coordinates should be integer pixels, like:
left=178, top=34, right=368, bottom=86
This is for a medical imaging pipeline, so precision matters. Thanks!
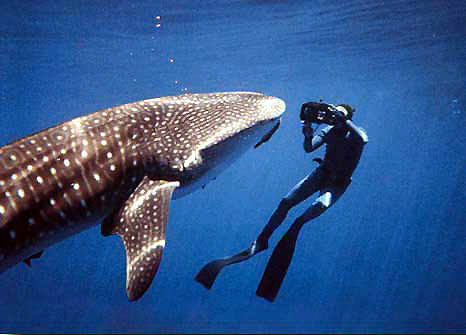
left=300, top=101, right=340, bottom=125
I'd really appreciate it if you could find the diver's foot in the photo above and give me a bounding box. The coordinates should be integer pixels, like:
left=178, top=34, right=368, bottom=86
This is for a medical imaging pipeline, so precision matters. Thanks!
left=249, top=238, right=268, bottom=256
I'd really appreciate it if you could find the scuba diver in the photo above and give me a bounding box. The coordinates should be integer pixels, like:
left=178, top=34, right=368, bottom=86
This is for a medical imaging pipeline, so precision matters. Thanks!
left=196, top=101, right=368, bottom=301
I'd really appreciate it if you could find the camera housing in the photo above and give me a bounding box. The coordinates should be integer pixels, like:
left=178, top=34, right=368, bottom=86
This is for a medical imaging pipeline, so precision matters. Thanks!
left=300, top=102, right=340, bottom=125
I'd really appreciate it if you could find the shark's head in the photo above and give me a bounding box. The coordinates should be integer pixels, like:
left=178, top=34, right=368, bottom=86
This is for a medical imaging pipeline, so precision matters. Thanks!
left=136, top=92, right=285, bottom=197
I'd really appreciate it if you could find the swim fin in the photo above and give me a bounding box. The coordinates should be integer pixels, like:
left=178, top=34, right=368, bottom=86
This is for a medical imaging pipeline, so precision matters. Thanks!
left=195, top=240, right=268, bottom=289
left=256, top=221, right=303, bottom=302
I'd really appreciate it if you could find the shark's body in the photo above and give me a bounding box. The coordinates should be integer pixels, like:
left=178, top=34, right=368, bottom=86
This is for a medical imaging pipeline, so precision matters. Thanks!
left=0, top=92, right=285, bottom=300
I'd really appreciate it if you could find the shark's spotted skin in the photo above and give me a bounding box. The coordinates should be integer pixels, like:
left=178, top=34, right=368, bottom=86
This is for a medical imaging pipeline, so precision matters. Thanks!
left=102, top=177, right=179, bottom=301
left=0, top=92, right=285, bottom=300
left=0, top=101, right=148, bottom=269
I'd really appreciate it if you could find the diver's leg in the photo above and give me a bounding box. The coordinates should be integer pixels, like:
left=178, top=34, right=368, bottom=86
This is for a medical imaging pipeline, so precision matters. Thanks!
left=195, top=169, right=323, bottom=289
left=294, top=191, right=334, bottom=224
left=294, top=176, right=351, bottom=224
left=256, top=181, right=350, bottom=301
left=251, top=169, right=324, bottom=254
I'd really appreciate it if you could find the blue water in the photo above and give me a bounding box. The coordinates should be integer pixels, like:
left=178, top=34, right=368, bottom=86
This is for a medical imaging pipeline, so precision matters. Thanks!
left=1, top=0, right=465, bottom=333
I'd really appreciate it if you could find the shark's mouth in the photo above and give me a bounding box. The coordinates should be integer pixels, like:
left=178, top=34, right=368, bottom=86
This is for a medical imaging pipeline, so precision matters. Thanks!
left=254, top=119, right=281, bottom=149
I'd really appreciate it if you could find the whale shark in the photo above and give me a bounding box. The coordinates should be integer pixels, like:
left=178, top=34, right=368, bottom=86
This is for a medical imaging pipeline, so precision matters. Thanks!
left=0, top=92, right=285, bottom=301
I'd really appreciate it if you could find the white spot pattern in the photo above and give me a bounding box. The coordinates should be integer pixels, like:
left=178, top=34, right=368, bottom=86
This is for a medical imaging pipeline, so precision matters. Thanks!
left=0, top=92, right=285, bottom=299
left=102, top=177, right=179, bottom=301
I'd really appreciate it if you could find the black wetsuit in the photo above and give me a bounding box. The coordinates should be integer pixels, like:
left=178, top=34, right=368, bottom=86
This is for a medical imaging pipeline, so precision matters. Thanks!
left=312, top=123, right=366, bottom=187
left=195, top=113, right=368, bottom=301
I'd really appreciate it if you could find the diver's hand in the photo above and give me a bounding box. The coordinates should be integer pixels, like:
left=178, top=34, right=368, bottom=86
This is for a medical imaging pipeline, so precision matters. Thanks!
left=301, top=122, right=313, bottom=138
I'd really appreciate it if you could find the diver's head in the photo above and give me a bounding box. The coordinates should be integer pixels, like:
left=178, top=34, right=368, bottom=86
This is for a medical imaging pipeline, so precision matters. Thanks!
left=336, top=104, right=354, bottom=120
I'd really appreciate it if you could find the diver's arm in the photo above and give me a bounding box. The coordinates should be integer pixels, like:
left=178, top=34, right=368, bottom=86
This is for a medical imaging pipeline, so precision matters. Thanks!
left=303, top=124, right=328, bottom=153
left=345, top=119, right=369, bottom=144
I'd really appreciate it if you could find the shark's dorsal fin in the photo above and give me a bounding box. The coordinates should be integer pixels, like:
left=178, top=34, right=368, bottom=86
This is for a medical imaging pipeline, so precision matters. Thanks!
left=102, top=176, right=180, bottom=301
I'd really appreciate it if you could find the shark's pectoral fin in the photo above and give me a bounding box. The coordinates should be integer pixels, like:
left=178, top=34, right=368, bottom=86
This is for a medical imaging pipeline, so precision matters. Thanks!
left=101, top=176, right=180, bottom=301
left=23, top=251, right=44, bottom=267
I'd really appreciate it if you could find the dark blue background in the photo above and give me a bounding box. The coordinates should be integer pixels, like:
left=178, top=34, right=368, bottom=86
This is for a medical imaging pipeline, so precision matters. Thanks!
left=1, top=0, right=465, bottom=333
